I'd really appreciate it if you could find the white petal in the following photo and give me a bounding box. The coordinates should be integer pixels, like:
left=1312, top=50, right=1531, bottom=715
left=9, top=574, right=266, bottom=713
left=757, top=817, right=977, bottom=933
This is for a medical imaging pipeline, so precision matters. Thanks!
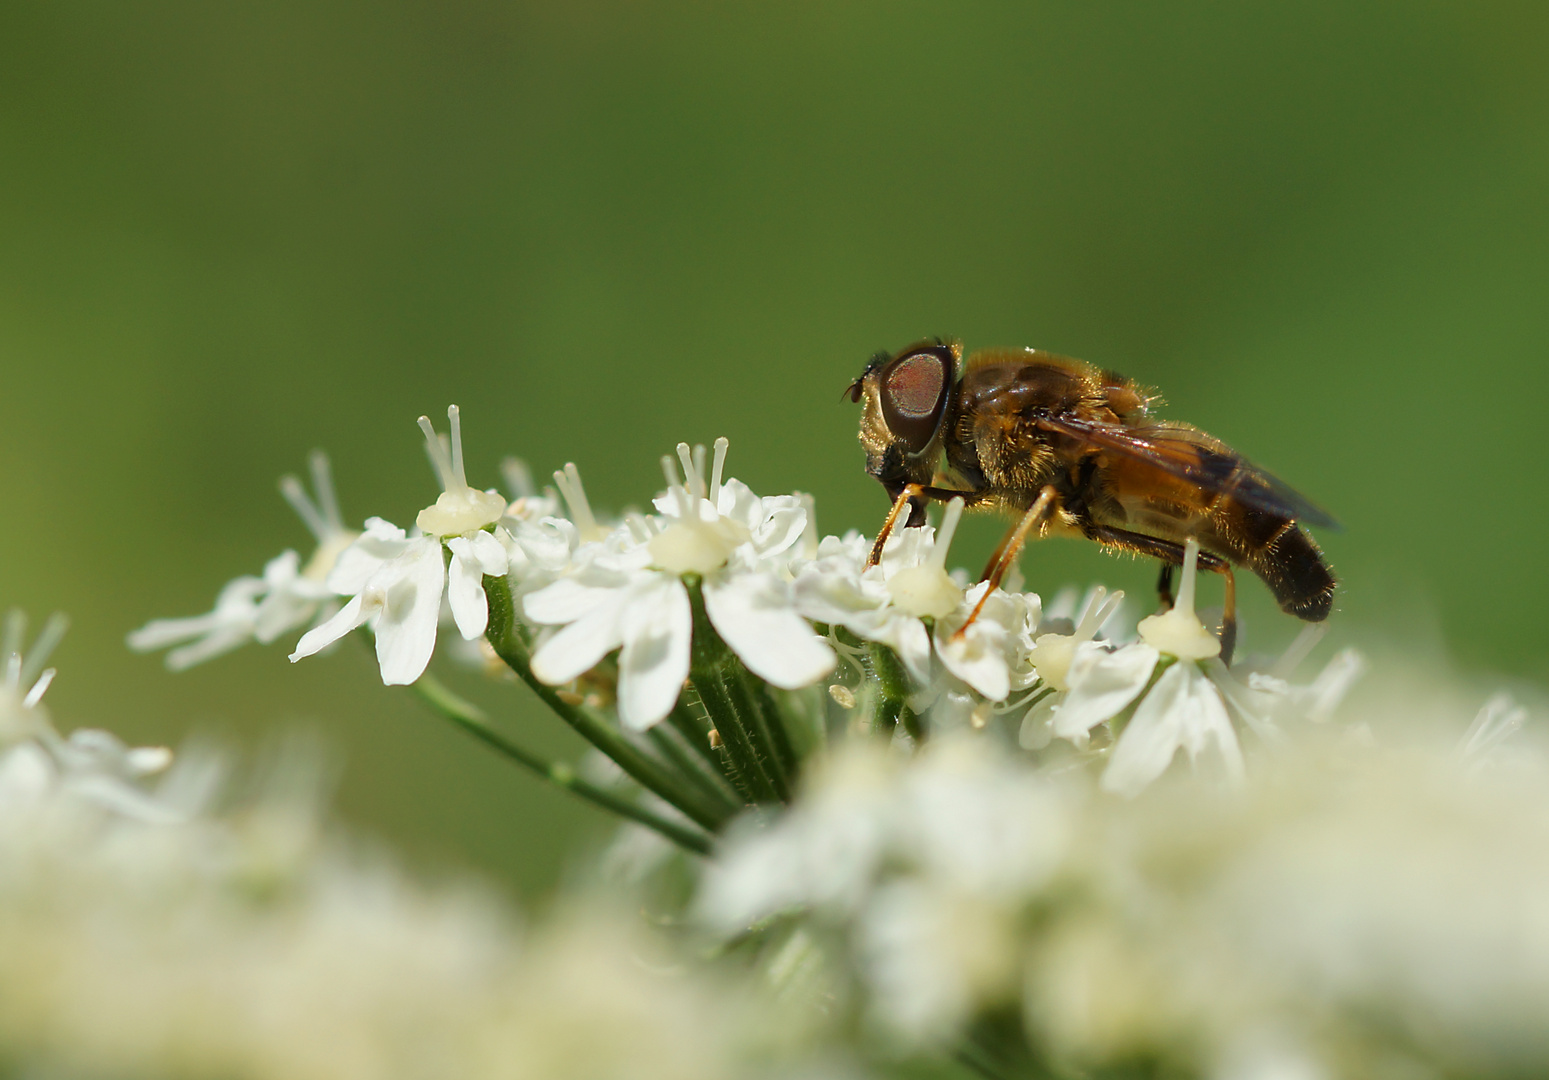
left=1182, top=670, right=1244, bottom=784
left=289, top=592, right=372, bottom=662
left=326, top=519, right=410, bottom=594
left=934, top=590, right=1014, bottom=701
left=251, top=588, right=325, bottom=645
left=523, top=573, right=633, bottom=625
left=1052, top=642, right=1159, bottom=739
left=1018, top=692, right=1060, bottom=750
left=529, top=591, right=628, bottom=685
left=705, top=573, right=835, bottom=689
left=446, top=542, right=490, bottom=641
left=749, top=495, right=806, bottom=558
left=372, top=539, right=447, bottom=686
left=1102, top=662, right=1243, bottom=796
left=792, top=564, right=886, bottom=626
left=260, top=549, right=303, bottom=586
left=464, top=529, right=510, bottom=574
left=714, top=477, right=763, bottom=529
left=616, top=578, right=692, bottom=730
left=881, top=615, right=934, bottom=686
left=1101, top=661, right=1192, bottom=797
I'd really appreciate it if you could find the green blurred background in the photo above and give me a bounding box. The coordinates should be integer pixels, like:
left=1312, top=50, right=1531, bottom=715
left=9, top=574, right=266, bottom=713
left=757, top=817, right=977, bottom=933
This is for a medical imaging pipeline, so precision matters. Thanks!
left=2, top=1, right=1545, bottom=898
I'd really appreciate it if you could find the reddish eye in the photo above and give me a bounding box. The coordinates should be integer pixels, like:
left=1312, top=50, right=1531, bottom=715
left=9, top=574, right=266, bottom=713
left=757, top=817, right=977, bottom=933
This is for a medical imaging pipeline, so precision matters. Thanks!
left=881, top=349, right=951, bottom=453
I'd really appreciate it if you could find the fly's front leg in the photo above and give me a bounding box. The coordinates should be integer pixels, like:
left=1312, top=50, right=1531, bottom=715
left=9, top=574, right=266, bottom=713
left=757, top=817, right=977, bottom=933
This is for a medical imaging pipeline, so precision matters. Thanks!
left=1156, top=562, right=1175, bottom=611
left=867, top=485, right=924, bottom=567
left=868, top=484, right=986, bottom=568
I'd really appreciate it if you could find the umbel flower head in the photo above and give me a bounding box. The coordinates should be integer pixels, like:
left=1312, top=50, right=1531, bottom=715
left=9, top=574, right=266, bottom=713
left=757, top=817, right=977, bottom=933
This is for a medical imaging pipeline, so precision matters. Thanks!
left=290, top=406, right=510, bottom=685
left=523, top=439, right=835, bottom=730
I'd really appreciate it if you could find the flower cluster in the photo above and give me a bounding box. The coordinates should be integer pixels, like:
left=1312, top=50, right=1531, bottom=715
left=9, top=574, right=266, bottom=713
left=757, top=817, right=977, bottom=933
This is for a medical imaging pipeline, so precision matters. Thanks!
left=133, top=407, right=1367, bottom=814
left=54, top=403, right=1549, bottom=1080
left=701, top=707, right=1549, bottom=1077
left=2, top=609, right=850, bottom=1080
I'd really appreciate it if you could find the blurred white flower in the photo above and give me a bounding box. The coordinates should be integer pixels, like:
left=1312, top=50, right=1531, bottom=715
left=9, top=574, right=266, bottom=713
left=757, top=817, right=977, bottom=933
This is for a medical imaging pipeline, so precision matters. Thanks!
left=129, top=451, right=356, bottom=669
left=290, top=407, right=510, bottom=686
left=702, top=737, right=1075, bottom=1045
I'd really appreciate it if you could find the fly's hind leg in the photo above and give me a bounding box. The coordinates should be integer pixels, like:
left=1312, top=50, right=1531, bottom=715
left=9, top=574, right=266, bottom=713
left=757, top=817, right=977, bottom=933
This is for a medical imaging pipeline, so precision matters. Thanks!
left=1086, top=525, right=1238, bottom=666
left=1156, top=562, right=1175, bottom=611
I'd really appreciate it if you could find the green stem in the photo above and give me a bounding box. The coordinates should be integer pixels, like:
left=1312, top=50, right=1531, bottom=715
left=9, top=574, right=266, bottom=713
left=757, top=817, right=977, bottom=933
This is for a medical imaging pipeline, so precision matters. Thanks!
left=868, top=641, right=915, bottom=741
left=647, top=725, right=742, bottom=813
left=685, top=578, right=786, bottom=804
left=668, top=698, right=723, bottom=771
left=676, top=692, right=756, bottom=803
left=747, top=675, right=800, bottom=778
left=409, top=673, right=712, bottom=855
left=482, top=575, right=732, bottom=832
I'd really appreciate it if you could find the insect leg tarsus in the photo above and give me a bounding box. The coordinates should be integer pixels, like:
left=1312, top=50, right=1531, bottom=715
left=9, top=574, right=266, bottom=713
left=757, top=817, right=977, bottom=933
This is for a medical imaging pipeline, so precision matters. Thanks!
left=867, top=484, right=925, bottom=567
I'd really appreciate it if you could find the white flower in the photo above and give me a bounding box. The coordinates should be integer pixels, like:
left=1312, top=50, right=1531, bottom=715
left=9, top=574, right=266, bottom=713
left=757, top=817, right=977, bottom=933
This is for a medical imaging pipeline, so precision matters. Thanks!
left=129, top=452, right=356, bottom=669
left=933, top=578, right=1041, bottom=702
left=1017, top=587, right=1141, bottom=750
left=1100, top=658, right=1245, bottom=796
left=1045, top=640, right=1161, bottom=747
left=289, top=407, right=509, bottom=686
left=3, top=610, right=188, bottom=822
left=1, top=609, right=67, bottom=745
left=524, top=440, right=833, bottom=730
left=794, top=500, right=970, bottom=687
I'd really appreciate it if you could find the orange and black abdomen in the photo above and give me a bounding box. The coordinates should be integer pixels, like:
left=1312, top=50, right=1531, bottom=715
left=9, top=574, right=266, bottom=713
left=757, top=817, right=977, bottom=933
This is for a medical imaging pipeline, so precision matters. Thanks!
left=1207, top=500, right=1336, bottom=622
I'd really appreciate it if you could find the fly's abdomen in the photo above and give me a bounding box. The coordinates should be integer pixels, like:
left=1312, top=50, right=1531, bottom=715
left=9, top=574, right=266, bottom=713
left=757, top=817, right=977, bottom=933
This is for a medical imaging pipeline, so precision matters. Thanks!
left=1211, top=502, right=1336, bottom=622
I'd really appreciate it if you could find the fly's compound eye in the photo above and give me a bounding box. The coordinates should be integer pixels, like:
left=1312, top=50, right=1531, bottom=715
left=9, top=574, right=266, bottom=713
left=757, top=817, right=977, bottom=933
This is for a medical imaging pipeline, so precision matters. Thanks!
left=880, top=347, right=952, bottom=454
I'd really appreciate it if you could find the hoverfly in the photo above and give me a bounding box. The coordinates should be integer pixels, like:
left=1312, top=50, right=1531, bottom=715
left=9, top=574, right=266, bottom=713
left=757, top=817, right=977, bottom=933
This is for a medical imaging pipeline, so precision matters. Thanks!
left=845, top=340, right=1337, bottom=662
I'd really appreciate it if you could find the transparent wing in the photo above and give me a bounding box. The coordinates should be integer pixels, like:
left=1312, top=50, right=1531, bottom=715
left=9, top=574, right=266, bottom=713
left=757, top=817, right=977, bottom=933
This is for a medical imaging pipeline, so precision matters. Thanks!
left=1034, top=415, right=1340, bottom=530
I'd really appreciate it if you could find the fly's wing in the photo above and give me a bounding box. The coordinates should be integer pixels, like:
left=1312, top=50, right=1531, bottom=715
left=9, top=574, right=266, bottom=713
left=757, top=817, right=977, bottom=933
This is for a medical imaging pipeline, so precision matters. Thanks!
left=1034, top=415, right=1341, bottom=530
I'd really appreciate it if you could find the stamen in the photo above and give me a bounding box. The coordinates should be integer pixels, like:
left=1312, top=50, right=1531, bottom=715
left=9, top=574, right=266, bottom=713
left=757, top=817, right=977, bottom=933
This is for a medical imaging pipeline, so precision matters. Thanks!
left=555, top=463, right=601, bottom=540
left=447, top=405, right=467, bottom=490
left=279, top=475, right=329, bottom=542
left=417, top=415, right=455, bottom=490
left=4, top=652, right=19, bottom=691
left=709, top=437, right=729, bottom=502
left=692, top=443, right=707, bottom=500
left=502, top=458, right=535, bottom=500
left=309, top=450, right=342, bottom=531
left=660, top=455, right=692, bottom=517
left=22, top=667, right=55, bottom=708
left=625, top=511, right=655, bottom=544
left=1075, top=588, right=1125, bottom=642
left=20, top=614, right=67, bottom=689
left=1176, top=538, right=1201, bottom=616
left=675, top=443, right=702, bottom=500
left=1271, top=623, right=1328, bottom=681
left=929, top=498, right=966, bottom=570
